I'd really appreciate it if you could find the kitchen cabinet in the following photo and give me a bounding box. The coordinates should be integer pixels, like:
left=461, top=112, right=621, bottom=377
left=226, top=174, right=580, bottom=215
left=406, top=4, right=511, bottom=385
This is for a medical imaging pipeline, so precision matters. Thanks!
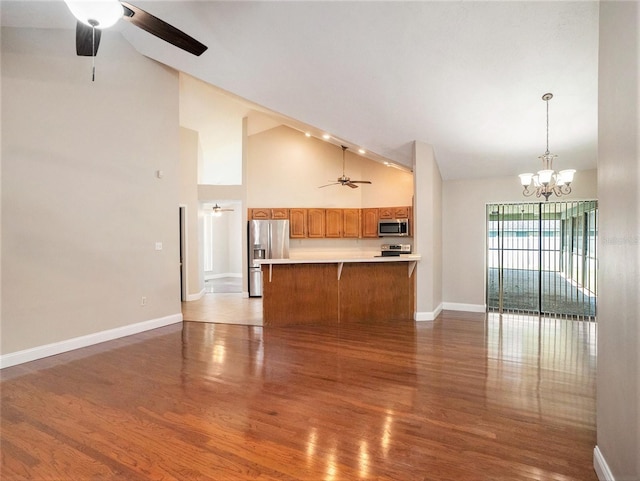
left=249, top=208, right=289, bottom=220
left=307, top=209, right=325, bottom=238
left=343, top=209, right=361, bottom=238
left=379, top=206, right=410, bottom=219
left=361, top=208, right=379, bottom=238
left=271, top=208, right=289, bottom=219
left=325, top=209, right=343, bottom=238
left=260, top=258, right=417, bottom=326
left=394, top=206, right=410, bottom=219
left=251, top=205, right=412, bottom=239
left=249, top=208, right=271, bottom=220
left=289, top=208, right=307, bottom=238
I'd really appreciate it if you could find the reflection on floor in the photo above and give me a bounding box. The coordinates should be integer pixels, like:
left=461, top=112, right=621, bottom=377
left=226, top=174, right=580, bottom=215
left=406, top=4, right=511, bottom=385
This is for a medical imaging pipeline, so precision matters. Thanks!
left=182, top=292, right=263, bottom=326
left=0, top=312, right=598, bottom=480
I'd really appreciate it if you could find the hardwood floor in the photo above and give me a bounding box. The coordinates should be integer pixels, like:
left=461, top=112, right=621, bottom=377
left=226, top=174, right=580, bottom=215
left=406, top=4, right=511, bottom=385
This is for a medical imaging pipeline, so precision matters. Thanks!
left=0, top=311, right=597, bottom=480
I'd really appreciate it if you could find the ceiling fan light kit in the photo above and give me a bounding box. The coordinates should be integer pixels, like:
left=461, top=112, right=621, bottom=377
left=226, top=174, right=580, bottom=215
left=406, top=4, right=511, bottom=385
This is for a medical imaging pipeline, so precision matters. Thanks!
left=64, top=0, right=207, bottom=81
left=519, top=93, right=576, bottom=201
left=65, top=0, right=124, bottom=29
left=319, top=145, right=372, bottom=189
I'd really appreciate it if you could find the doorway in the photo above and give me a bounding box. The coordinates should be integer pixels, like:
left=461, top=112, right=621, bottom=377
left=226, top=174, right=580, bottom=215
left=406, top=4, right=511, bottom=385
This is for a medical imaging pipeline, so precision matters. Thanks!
left=202, top=200, right=243, bottom=294
left=486, top=201, right=598, bottom=320
left=179, top=205, right=187, bottom=302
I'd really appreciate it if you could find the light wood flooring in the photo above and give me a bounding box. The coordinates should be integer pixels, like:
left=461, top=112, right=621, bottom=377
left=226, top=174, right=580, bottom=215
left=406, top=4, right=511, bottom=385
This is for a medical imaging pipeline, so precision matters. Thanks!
left=0, top=310, right=597, bottom=480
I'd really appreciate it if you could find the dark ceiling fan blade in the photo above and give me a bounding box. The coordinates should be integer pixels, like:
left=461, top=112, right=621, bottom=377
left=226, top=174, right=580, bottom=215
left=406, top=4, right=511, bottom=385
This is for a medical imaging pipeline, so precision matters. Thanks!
left=76, top=21, right=101, bottom=56
left=346, top=182, right=359, bottom=189
left=350, top=180, right=372, bottom=184
left=120, top=2, right=208, bottom=56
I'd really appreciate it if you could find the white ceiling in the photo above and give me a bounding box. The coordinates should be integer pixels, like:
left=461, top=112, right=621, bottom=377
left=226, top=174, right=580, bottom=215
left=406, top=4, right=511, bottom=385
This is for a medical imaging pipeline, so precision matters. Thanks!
left=1, top=0, right=600, bottom=179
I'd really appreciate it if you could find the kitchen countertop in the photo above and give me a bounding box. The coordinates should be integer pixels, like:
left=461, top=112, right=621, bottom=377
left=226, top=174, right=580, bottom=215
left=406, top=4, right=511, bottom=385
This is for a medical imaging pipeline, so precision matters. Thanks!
left=255, top=254, right=421, bottom=265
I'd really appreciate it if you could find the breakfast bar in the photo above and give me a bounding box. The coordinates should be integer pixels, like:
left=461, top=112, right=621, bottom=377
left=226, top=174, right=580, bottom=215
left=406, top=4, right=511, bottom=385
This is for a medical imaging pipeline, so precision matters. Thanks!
left=256, top=255, right=420, bottom=326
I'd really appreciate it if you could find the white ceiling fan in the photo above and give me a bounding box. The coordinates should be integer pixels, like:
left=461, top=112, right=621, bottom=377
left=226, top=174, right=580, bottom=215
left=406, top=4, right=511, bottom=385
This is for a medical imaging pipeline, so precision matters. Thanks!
left=211, top=203, right=234, bottom=216
left=319, top=145, right=372, bottom=189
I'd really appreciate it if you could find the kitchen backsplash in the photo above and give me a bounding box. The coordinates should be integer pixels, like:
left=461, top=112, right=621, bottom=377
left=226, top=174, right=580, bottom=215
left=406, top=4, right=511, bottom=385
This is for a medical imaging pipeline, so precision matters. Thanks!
left=289, top=238, right=413, bottom=259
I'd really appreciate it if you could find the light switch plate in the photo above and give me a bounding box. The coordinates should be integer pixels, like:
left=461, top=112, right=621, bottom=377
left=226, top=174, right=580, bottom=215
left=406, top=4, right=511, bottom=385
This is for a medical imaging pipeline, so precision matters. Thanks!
left=155, top=242, right=163, bottom=251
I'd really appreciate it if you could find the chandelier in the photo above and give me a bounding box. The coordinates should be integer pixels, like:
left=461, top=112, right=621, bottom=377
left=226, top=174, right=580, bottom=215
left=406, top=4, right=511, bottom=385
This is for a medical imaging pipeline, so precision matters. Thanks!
left=518, top=93, right=576, bottom=201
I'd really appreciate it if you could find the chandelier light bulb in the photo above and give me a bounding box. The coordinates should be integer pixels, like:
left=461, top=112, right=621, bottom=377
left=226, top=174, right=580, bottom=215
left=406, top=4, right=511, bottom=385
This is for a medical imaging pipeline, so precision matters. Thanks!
left=559, top=169, right=576, bottom=184
left=537, top=169, right=554, bottom=186
left=519, top=173, right=533, bottom=186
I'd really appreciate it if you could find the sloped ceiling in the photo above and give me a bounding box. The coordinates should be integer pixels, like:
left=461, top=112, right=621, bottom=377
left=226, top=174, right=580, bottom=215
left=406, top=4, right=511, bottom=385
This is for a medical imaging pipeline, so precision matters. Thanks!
left=1, top=1, right=599, bottom=179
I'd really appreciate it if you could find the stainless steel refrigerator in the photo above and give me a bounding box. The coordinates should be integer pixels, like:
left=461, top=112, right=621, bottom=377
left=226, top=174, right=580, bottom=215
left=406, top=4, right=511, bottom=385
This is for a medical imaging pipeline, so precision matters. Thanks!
left=248, top=219, right=290, bottom=297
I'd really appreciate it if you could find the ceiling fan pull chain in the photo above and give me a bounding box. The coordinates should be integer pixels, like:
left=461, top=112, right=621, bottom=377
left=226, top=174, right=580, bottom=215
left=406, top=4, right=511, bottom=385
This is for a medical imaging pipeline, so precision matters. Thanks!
left=91, top=24, right=96, bottom=81
left=87, top=19, right=99, bottom=82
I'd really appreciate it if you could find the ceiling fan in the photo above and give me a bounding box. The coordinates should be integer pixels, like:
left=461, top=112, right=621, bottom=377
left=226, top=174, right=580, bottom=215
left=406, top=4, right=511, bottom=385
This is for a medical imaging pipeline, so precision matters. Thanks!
left=212, top=203, right=234, bottom=216
left=64, top=1, right=207, bottom=78
left=319, top=145, right=372, bottom=189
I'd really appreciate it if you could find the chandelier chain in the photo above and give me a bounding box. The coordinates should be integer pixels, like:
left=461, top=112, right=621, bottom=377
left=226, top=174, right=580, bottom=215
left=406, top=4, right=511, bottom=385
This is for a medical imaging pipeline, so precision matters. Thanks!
left=545, top=96, right=549, bottom=154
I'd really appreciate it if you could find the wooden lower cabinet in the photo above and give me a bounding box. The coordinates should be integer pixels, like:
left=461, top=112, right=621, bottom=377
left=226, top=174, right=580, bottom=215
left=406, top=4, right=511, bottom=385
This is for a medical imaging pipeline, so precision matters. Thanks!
left=261, top=261, right=415, bottom=326
left=262, top=264, right=339, bottom=325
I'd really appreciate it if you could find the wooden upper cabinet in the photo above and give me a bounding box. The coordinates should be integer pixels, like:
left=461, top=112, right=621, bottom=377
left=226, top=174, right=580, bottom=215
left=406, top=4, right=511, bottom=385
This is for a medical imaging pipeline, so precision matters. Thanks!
left=251, top=205, right=411, bottom=238
left=378, top=206, right=410, bottom=219
left=325, top=209, right=343, bottom=238
left=249, top=208, right=271, bottom=220
left=393, top=206, right=410, bottom=218
left=249, top=208, right=289, bottom=220
left=271, top=208, right=289, bottom=219
left=307, top=209, right=325, bottom=238
left=343, top=209, right=361, bottom=238
left=378, top=207, right=394, bottom=219
left=289, top=208, right=307, bottom=238
left=361, top=208, right=379, bottom=238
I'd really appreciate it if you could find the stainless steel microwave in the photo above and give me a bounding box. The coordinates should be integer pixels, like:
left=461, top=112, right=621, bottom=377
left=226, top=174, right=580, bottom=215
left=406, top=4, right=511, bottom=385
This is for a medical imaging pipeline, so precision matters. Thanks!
left=378, top=218, right=410, bottom=237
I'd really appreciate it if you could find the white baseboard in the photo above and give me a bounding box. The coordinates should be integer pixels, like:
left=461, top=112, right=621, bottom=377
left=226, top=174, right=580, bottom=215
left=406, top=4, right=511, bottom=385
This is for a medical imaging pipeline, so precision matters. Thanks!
left=415, top=303, right=443, bottom=321
left=0, top=313, right=183, bottom=369
left=594, top=446, right=615, bottom=481
left=442, top=302, right=486, bottom=313
left=186, top=288, right=206, bottom=302
left=204, top=272, right=242, bottom=280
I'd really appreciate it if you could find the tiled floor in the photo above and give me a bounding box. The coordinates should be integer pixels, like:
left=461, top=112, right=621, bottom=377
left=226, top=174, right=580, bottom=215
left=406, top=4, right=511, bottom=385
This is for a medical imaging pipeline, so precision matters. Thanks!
left=204, top=276, right=242, bottom=293
left=182, top=290, right=263, bottom=326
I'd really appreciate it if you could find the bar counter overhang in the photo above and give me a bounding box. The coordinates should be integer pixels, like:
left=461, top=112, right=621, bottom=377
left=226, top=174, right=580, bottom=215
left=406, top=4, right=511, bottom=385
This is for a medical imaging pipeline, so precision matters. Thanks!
left=255, top=255, right=421, bottom=326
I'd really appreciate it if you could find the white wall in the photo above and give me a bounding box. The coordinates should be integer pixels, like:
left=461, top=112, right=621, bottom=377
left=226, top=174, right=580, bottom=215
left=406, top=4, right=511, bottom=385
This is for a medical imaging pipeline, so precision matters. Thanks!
left=179, top=127, right=205, bottom=299
left=179, top=74, right=246, bottom=185
left=595, top=2, right=639, bottom=480
left=247, top=125, right=413, bottom=208
left=1, top=27, right=181, bottom=358
left=413, top=142, right=443, bottom=320
left=442, top=169, right=597, bottom=310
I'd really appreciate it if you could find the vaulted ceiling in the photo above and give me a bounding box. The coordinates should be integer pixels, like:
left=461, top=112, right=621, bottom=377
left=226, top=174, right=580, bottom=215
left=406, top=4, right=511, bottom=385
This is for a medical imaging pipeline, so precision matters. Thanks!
left=1, top=1, right=599, bottom=179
